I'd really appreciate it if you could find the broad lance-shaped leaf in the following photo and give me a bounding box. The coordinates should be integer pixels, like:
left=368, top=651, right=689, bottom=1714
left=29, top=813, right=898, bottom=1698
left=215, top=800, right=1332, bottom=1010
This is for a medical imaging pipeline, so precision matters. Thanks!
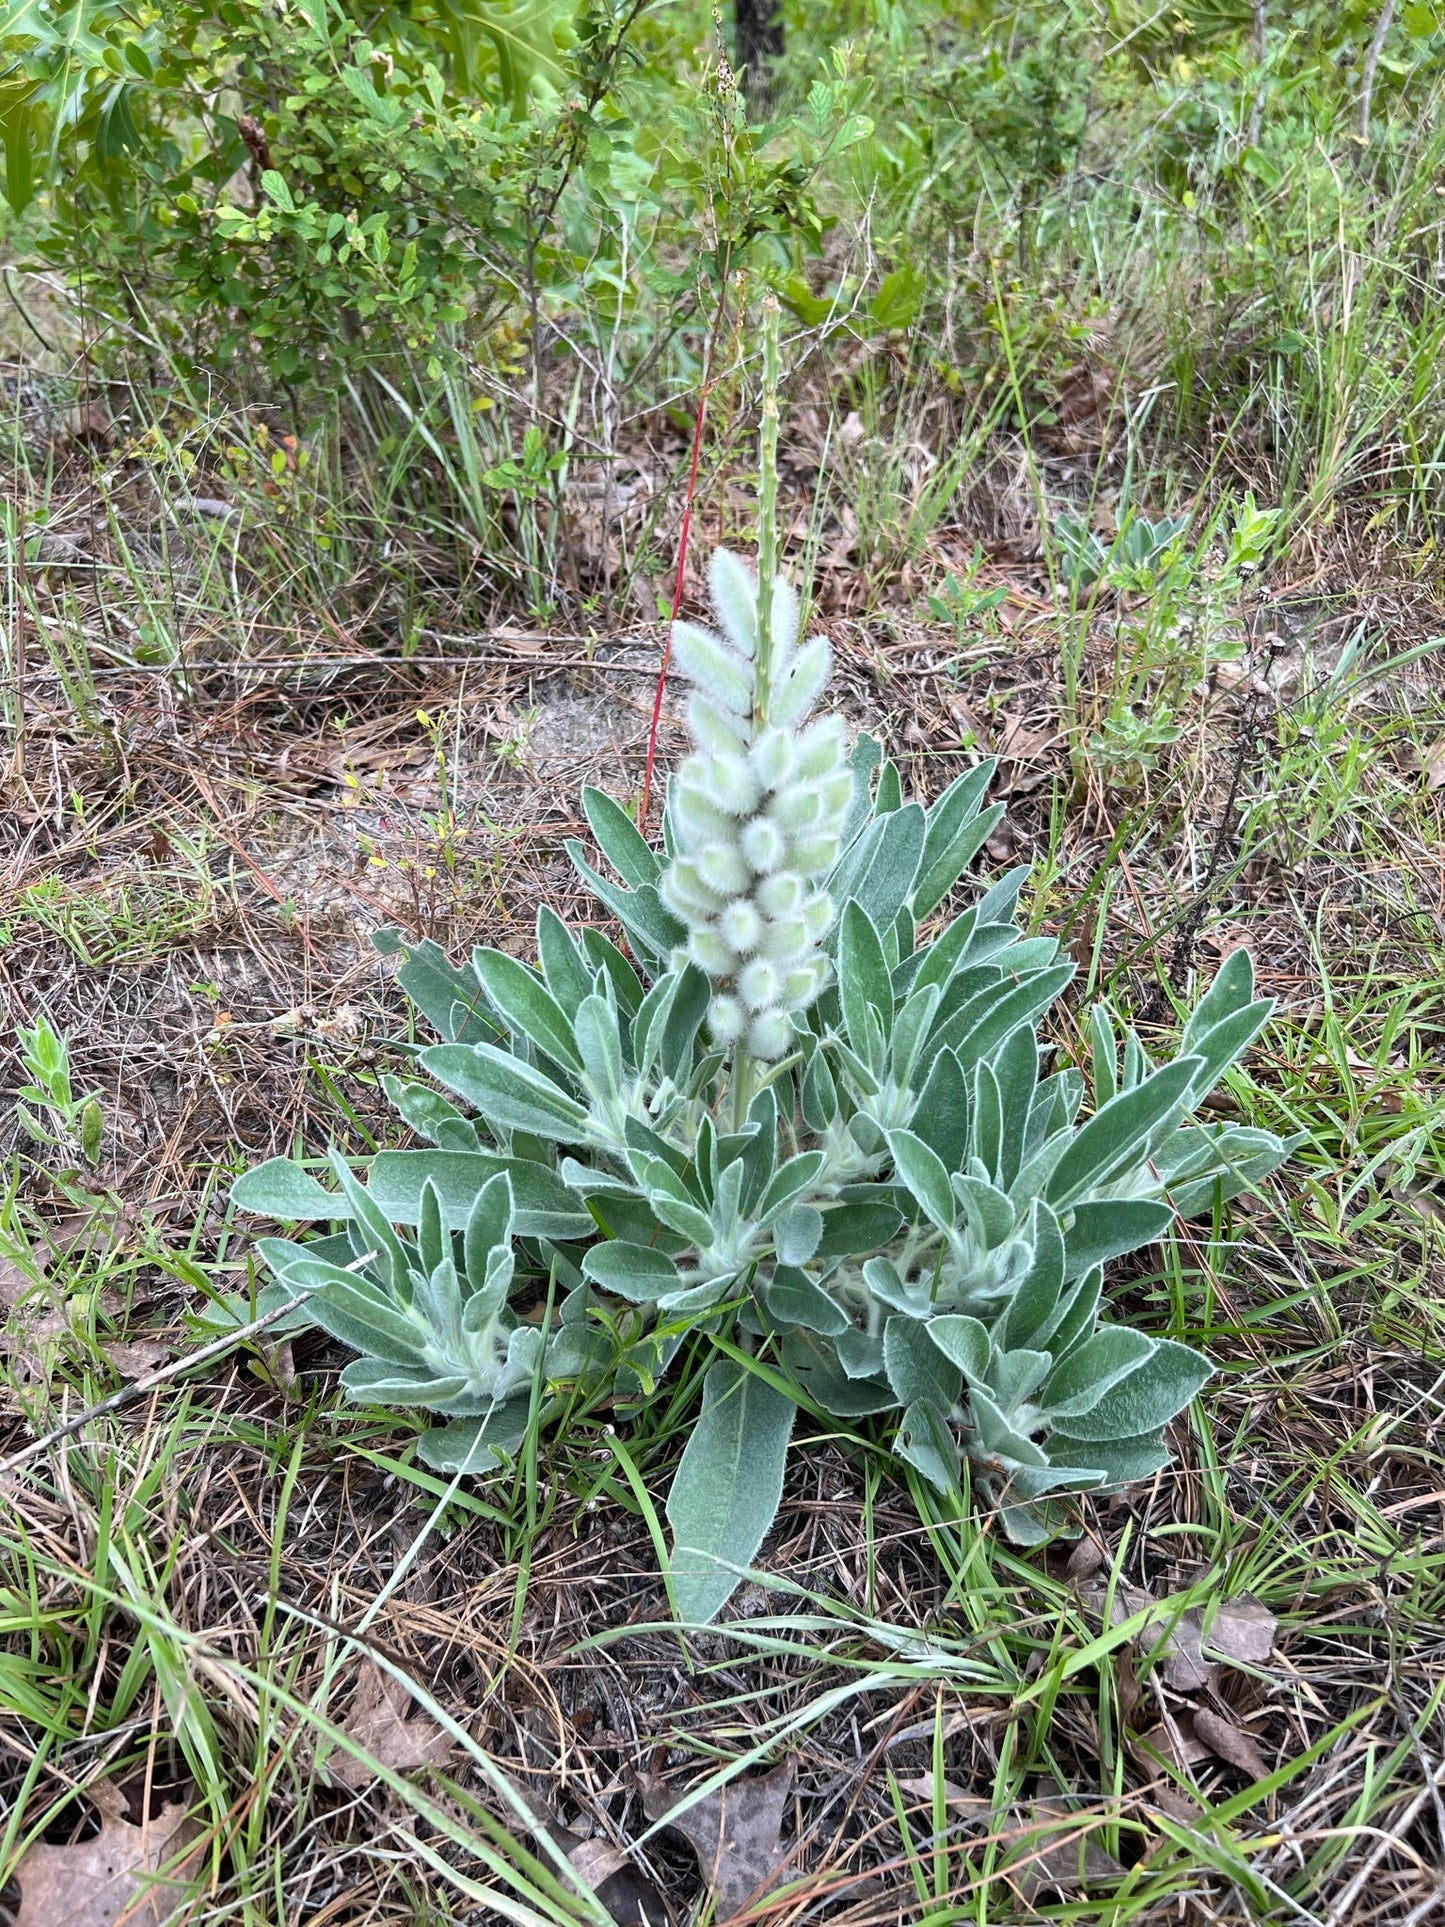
left=582, top=786, right=662, bottom=891
left=233, top=1158, right=341, bottom=1220
left=1050, top=1338, right=1211, bottom=1444
left=582, top=1241, right=683, bottom=1302
left=1044, top=1056, right=1203, bottom=1207
left=666, top=1358, right=796, bottom=1624
left=471, top=946, right=582, bottom=1074
left=421, top=1041, right=589, bottom=1142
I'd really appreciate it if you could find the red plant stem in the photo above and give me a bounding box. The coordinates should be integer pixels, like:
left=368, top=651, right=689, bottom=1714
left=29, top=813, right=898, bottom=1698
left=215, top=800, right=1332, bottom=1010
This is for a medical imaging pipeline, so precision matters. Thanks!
left=639, top=400, right=707, bottom=835
left=639, top=256, right=739, bottom=837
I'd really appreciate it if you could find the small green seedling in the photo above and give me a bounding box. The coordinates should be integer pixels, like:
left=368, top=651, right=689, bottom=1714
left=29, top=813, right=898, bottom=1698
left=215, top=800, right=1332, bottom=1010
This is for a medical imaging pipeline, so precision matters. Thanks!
left=16, top=1017, right=105, bottom=1166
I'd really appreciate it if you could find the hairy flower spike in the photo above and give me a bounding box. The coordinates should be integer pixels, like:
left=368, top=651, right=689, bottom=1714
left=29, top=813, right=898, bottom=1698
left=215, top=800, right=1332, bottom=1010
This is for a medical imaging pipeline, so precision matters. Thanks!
left=661, top=549, right=851, bottom=1059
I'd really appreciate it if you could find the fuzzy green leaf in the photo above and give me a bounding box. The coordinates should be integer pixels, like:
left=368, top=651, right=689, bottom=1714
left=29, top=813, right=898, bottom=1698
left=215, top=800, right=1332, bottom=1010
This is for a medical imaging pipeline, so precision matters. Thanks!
left=422, top=1041, right=590, bottom=1142
left=582, top=1241, right=684, bottom=1302
left=666, top=1359, right=796, bottom=1624
left=1050, top=1339, right=1211, bottom=1442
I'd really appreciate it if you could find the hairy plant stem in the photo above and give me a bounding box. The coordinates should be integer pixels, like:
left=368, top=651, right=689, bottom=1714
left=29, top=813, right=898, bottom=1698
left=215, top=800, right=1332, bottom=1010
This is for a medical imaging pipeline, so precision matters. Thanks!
left=731, top=1049, right=756, bottom=1133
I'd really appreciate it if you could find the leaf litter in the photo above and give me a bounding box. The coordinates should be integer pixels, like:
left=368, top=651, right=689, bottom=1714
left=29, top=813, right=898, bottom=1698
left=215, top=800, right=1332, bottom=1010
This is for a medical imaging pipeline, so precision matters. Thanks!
left=324, top=1657, right=454, bottom=1789
left=10, top=1779, right=204, bottom=1927
left=1077, top=1575, right=1279, bottom=1784
left=639, top=1757, right=797, bottom=1920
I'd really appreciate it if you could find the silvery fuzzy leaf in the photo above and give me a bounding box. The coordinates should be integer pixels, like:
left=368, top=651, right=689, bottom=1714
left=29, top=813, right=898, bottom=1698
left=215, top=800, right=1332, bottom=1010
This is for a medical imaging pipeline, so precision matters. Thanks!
left=815, top=1194, right=906, bottom=1258
left=1179, top=1000, right=1276, bottom=1103
left=772, top=1203, right=824, bottom=1266
left=330, top=1152, right=413, bottom=1298
left=801, top=1041, right=839, bottom=1132
left=639, top=1158, right=717, bottom=1247
left=911, top=762, right=1002, bottom=919
left=760, top=1262, right=847, bottom=1333
left=369, top=1150, right=592, bottom=1242
left=839, top=901, right=894, bottom=1061
left=837, top=1323, right=888, bottom=1378
left=583, top=1240, right=685, bottom=1302
left=275, top=1259, right=424, bottom=1366
left=1045, top=1056, right=1204, bottom=1208
left=998, top=1204, right=1066, bottom=1349
left=953, top=1174, right=1017, bottom=1251
left=1151, top=1123, right=1294, bottom=1217
left=1061, top=1429, right=1170, bottom=1487
left=537, top=905, right=593, bottom=1014
left=1183, top=946, right=1257, bottom=1043
left=391, top=936, right=491, bottom=1044
left=567, top=843, right=687, bottom=970
left=234, top=1158, right=340, bottom=1222
left=666, top=1356, right=794, bottom=1624
left=828, top=804, right=927, bottom=939
left=708, top=548, right=762, bottom=659
left=967, top=1387, right=1052, bottom=1468
left=933, top=965, right=1076, bottom=1070
left=672, top=619, right=754, bottom=714
left=1062, top=1200, right=1175, bottom=1277
left=462, top=1171, right=514, bottom=1297
left=417, top=1399, right=533, bottom=1474
left=574, top=993, right=625, bottom=1113
left=423, top=1041, right=590, bottom=1144
left=862, top=1255, right=933, bottom=1319
left=755, top=1150, right=827, bottom=1224
left=1037, top=1266, right=1103, bottom=1361
left=582, top=786, right=662, bottom=890
left=988, top=1346, right=1053, bottom=1413
left=768, top=635, right=831, bottom=728
left=381, top=1076, right=481, bottom=1152
left=658, top=963, right=711, bottom=1079
left=473, top=945, right=583, bottom=1076
left=342, top=1358, right=469, bottom=1407
left=1049, top=1338, right=1211, bottom=1442
left=895, top=1399, right=959, bottom=1493
left=782, top=1331, right=896, bottom=1416
left=885, top=1315, right=963, bottom=1410
left=907, top=1048, right=971, bottom=1172
left=888, top=1128, right=955, bottom=1233
left=579, top=927, right=646, bottom=1016
left=925, top=1313, right=990, bottom=1382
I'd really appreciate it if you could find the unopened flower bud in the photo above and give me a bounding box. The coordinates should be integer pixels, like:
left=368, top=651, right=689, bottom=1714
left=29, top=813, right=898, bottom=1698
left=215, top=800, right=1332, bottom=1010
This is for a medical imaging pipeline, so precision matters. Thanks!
left=738, top=957, right=782, bottom=1011
left=740, top=817, right=787, bottom=873
left=719, top=899, right=763, bottom=955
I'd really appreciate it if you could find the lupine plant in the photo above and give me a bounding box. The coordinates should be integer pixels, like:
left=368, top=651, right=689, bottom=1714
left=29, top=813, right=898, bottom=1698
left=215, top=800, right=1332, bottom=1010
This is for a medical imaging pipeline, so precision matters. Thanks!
left=234, top=334, right=1291, bottom=1625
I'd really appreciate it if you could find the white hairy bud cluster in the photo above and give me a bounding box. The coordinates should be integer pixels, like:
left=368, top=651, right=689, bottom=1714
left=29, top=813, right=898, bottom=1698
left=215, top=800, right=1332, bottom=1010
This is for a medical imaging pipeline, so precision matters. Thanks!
left=660, top=550, right=851, bottom=1060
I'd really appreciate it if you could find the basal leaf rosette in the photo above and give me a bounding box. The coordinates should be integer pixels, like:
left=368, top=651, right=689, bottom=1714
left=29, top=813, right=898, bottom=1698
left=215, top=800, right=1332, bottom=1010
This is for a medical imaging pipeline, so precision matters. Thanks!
left=660, top=550, right=851, bottom=1060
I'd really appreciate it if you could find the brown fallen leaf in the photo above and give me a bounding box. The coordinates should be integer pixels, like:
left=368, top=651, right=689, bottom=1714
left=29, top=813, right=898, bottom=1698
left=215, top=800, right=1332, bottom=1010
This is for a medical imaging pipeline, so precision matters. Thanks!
left=1193, top=1707, right=1270, bottom=1781
left=896, top=1773, right=988, bottom=1815
left=1134, top=1714, right=1213, bottom=1775
left=1202, top=1596, right=1276, bottom=1669
left=99, top=1336, right=171, bottom=1379
left=1422, top=736, right=1445, bottom=790
left=497, top=1767, right=672, bottom=1926
left=12, top=1779, right=204, bottom=1927
left=1007, top=1797, right=1125, bottom=1897
left=327, top=1659, right=453, bottom=1789
left=640, top=1758, right=796, bottom=1921
left=1078, top=1584, right=1276, bottom=1691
